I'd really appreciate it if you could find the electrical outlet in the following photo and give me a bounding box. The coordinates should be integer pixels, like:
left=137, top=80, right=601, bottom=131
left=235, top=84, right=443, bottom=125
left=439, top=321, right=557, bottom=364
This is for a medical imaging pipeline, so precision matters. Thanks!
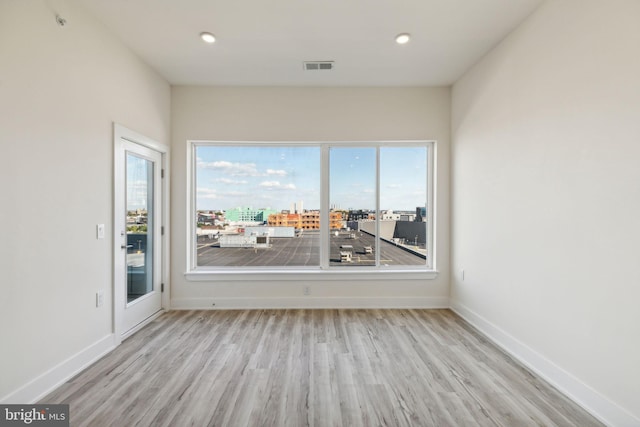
left=462, top=269, right=465, bottom=281
left=303, top=286, right=311, bottom=296
left=96, top=290, right=105, bottom=307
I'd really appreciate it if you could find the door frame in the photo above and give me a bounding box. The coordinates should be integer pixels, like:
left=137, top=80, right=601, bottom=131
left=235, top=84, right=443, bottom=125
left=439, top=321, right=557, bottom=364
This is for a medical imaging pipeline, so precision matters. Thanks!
left=113, top=123, right=170, bottom=343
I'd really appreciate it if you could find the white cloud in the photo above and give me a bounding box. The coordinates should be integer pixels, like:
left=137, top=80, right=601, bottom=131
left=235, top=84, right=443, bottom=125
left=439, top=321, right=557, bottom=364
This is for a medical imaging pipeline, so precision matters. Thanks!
left=221, top=190, right=248, bottom=197
left=266, top=169, right=287, bottom=176
left=259, top=181, right=297, bottom=190
left=198, top=160, right=289, bottom=178
left=215, top=178, right=249, bottom=185
left=197, top=187, right=216, bottom=194
left=196, top=187, right=218, bottom=199
left=198, top=160, right=259, bottom=176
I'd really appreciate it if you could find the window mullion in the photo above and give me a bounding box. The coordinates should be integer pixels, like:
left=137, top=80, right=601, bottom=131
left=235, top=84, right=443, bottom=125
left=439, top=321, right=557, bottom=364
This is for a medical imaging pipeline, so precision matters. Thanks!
left=375, top=146, right=380, bottom=267
left=427, top=142, right=434, bottom=270
left=320, top=145, right=330, bottom=269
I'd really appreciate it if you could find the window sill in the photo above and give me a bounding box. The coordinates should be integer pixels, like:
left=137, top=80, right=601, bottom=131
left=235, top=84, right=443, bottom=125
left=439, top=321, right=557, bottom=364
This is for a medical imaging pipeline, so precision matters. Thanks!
left=184, top=269, right=439, bottom=282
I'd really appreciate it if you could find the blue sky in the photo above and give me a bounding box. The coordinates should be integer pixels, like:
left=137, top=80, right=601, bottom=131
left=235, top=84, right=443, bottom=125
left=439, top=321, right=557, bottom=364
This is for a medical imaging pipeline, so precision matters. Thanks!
left=196, top=146, right=320, bottom=211
left=126, top=154, right=151, bottom=211
left=196, top=145, right=427, bottom=212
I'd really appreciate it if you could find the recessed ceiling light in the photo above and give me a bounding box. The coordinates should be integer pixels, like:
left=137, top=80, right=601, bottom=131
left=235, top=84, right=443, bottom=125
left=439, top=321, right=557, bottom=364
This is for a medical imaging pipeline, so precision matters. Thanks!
left=200, top=32, right=216, bottom=44
left=395, top=33, right=411, bottom=44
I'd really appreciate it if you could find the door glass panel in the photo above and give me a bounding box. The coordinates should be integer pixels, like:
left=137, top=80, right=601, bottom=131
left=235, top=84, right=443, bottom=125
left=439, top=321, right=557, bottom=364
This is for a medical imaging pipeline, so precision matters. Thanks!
left=126, top=153, right=154, bottom=303
left=329, top=147, right=376, bottom=266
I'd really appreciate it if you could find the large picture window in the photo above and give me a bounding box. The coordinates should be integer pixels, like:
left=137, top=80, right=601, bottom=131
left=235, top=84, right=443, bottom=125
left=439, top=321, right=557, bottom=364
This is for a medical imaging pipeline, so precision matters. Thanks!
left=190, top=141, right=434, bottom=273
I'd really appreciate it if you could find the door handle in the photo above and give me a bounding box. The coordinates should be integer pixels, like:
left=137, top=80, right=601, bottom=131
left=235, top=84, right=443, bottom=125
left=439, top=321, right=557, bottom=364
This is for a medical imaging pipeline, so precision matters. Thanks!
left=121, top=244, right=133, bottom=249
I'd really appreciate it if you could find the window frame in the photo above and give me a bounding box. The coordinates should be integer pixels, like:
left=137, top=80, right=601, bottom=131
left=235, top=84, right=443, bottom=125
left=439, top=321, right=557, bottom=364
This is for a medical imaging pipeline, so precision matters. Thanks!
left=185, top=140, right=438, bottom=281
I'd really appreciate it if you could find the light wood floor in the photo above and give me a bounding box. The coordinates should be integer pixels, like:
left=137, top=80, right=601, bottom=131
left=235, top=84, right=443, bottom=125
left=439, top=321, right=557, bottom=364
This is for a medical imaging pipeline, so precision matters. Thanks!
left=43, top=309, right=604, bottom=426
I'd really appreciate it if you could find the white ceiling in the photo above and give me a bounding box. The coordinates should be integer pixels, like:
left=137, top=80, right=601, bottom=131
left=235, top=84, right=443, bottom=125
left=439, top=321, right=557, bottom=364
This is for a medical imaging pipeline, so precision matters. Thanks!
left=74, top=0, right=543, bottom=87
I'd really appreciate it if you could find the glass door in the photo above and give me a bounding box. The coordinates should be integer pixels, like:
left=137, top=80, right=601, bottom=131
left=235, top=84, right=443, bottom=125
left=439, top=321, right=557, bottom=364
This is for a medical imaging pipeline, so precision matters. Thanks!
left=115, top=127, right=164, bottom=338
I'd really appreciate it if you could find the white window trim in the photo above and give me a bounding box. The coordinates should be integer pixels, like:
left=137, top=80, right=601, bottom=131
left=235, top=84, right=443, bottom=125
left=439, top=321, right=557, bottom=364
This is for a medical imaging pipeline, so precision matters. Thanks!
left=185, top=140, right=438, bottom=281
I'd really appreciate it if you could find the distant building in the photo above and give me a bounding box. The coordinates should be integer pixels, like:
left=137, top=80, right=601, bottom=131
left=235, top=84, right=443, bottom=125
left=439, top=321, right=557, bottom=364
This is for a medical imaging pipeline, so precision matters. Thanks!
left=347, top=210, right=370, bottom=221
left=381, top=210, right=400, bottom=221
left=268, top=212, right=302, bottom=228
left=290, top=200, right=304, bottom=214
left=415, top=206, right=427, bottom=222
left=330, top=212, right=344, bottom=229
left=225, top=207, right=277, bottom=223
left=301, top=212, right=319, bottom=229
left=267, top=211, right=343, bottom=230
left=197, top=212, right=215, bottom=225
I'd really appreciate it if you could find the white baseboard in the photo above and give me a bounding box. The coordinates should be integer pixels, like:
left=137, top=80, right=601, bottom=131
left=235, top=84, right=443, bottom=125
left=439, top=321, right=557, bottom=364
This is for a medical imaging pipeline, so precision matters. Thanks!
left=450, top=300, right=640, bottom=427
left=171, top=296, right=450, bottom=310
left=0, top=334, right=117, bottom=404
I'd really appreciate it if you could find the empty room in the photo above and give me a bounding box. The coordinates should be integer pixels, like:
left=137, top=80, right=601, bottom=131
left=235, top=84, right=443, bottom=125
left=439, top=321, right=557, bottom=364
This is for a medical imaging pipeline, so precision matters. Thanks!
left=1, top=0, right=638, bottom=426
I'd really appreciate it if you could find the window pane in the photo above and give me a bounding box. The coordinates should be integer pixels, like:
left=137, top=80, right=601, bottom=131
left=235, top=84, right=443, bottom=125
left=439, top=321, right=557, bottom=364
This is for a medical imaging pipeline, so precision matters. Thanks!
left=379, top=147, right=428, bottom=266
left=329, top=147, right=376, bottom=266
left=195, top=145, right=320, bottom=267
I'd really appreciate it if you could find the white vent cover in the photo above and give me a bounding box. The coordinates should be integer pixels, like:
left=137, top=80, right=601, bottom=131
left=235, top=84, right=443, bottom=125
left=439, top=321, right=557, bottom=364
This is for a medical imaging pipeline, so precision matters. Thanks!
left=303, top=61, right=335, bottom=71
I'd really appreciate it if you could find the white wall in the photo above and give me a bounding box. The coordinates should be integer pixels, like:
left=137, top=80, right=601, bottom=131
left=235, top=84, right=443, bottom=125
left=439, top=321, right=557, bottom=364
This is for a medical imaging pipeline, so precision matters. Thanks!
left=0, top=1, right=170, bottom=401
left=171, top=87, right=450, bottom=308
left=451, top=0, right=640, bottom=425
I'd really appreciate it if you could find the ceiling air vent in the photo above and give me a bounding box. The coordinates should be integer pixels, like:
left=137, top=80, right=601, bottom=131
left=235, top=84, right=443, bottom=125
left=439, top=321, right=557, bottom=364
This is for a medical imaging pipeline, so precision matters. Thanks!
left=304, top=61, right=335, bottom=71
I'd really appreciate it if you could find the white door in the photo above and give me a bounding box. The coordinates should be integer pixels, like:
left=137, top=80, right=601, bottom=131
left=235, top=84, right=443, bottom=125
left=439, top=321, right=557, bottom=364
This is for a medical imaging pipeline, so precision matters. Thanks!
left=114, top=125, right=165, bottom=338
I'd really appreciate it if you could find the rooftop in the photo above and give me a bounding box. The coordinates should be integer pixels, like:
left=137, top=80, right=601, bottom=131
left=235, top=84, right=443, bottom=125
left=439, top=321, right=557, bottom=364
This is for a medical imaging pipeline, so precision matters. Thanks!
left=196, top=230, right=425, bottom=267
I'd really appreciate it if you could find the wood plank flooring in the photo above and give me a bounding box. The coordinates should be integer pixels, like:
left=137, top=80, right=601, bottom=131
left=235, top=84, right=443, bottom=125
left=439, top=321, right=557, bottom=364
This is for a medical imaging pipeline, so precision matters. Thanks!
left=42, top=309, right=604, bottom=426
